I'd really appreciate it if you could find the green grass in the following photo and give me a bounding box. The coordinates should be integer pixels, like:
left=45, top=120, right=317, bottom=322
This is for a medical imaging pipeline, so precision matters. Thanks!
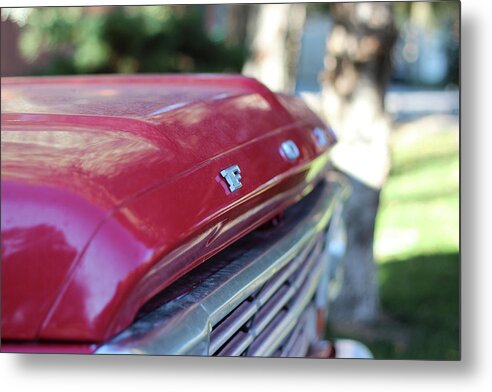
left=330, top=122, right=460, bottom=360
left=376, top=129, right=459, bottom=259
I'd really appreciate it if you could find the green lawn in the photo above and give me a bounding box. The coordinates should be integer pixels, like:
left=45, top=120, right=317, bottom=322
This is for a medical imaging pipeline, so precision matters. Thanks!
left=330, top=118, right=460, bottom=360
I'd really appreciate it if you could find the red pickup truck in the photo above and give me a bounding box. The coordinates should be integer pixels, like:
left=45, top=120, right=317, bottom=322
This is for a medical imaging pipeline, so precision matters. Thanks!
left=1, top=74, right=363, bottom=357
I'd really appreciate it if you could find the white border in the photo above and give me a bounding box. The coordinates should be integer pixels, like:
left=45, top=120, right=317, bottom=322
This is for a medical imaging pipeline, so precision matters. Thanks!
left=2, top=1, right=491, bottom=391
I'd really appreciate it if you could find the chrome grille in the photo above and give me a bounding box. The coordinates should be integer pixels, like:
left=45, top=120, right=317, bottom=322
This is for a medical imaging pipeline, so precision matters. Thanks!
left=211, top=235, right=323, bottom=356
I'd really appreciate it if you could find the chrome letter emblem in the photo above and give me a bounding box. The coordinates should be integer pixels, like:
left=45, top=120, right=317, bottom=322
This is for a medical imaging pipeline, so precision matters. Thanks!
left=280, top=140, right=300, bottom=161
left=312, top=127, right=328, bottom=147
left=220, top=165, right=242, bottom=192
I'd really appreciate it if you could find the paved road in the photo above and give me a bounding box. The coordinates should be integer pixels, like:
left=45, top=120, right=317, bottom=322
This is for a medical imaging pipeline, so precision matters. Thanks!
left=385, top=85, right=459, bottom=122
left=298, top=84, right=459, bottom=123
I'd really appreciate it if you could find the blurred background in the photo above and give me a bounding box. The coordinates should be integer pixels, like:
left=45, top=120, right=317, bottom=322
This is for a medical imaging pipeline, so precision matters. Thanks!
left=1, top=2, right=459, bottom=360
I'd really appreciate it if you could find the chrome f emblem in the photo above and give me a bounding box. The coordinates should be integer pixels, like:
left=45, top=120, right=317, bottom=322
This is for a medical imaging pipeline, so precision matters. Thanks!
left=220, top=165, right=242, bottom=192
left=280, top=140, right=300, bottom=161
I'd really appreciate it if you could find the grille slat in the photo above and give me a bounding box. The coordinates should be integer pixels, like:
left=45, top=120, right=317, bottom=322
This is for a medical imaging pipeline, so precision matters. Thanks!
left=287, top=328, right=310, bottom=357
left=216, top=331, right=254, bottom=356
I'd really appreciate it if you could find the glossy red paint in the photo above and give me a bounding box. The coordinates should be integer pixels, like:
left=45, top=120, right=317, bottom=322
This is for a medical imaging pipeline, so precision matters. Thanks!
left=1, top=74, right=335, bottom=345
left=1, top=342, right=98, bottom=354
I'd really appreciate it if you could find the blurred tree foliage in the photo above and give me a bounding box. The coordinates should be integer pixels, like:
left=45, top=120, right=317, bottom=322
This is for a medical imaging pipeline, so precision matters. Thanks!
left=17, top=6, right=248, bottom=75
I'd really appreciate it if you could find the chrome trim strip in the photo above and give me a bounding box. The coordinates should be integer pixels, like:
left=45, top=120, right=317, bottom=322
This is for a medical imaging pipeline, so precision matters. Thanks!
left=96, top=176, right=348, bottom=356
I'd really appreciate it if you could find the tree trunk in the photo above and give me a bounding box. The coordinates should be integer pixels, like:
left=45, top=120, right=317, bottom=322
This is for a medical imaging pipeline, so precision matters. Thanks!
left=242, top=3, right=306, bottom=93
left=320, top=3, right=397, bottom=323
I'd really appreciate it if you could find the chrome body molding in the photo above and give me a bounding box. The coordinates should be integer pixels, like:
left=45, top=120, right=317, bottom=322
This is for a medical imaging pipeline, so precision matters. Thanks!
left=96, top=174, right=349, bottom=356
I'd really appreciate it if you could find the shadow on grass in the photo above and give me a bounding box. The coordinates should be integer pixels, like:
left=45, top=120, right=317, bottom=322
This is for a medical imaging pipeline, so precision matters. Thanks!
left=327, top=252, right=460, bottom=360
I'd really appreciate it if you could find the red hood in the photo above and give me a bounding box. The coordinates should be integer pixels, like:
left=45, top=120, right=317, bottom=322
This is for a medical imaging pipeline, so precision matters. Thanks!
left=1, top=74, right=335, bottom=342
